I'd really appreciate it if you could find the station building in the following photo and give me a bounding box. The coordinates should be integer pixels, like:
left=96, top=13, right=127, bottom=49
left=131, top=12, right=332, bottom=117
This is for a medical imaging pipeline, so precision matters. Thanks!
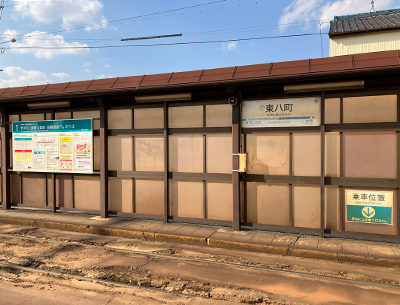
left=1, top=10, right=400, bottom=241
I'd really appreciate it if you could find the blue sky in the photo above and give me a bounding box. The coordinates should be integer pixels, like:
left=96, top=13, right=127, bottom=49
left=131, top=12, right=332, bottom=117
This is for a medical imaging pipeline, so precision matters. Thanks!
left=1, top=0, right=400, bottom=88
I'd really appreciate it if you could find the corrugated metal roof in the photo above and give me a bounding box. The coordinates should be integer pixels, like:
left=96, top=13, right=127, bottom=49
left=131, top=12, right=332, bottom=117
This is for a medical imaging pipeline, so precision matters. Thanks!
left=330, top=9, right=400, bottom=36
left=1, top=50, right=400, bottom=102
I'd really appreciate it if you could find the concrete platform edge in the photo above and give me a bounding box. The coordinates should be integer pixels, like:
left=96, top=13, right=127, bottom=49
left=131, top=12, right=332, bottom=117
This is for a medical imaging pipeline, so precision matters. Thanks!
left=0, top=217, right=399, bottom=268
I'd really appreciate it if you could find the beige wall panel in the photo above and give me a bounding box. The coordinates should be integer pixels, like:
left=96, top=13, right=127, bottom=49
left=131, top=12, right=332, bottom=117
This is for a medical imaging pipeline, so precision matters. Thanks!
left=108, top=109, right=132, bottom=130
left=325, top=98, right=340, bottom=124
left=11, top=173, right=20, bottom=204
left=293, top=186, right=320, bottom=229
left=55, top=112, right=72, bottom=120
left=330, top=30, right=400, bottom=57
left=246, top=183, right=290, bottom=226
left=108, top=136, right=133, bottom=171
left=343, top=95, right=397, bottom=124
left=206, top=182, right=233, bottom=221
left=73, top=110, right=100, bottom=129
left=325, top=132, right=340, bottom=177
left=47, top=176, right=73, bottom=208
left=344, top=131, right=396, bottom=178
left=169, top=106, right=203, bottom=128
left=22, top=174, right=46, bottom=206
left=21, top=113, right=45, bottom=122
left=247, top=134, right=290, bottom=175
left=135, top=180, right=164, bottom=215
left=109, top=178, right=132, bottom=213
left=206, top=134, right=232, bottom=174
left=325, top=186, right=339, bottom=230
left=134, top=108, right=164, bottom=129
left=93, top=136, right=100, bottom=171
left=169, top=135, right=203, bottom=173
left=344, top=187, right=397, bottom=235
left=135, top=137, right=164, bottom=172
left=206, top=104, right=232, bottom=127
left=0, top=174, right=2, bottom=201
left=169, top=180, right=203, bottom=218
left=292, top=133, right=321, bottom=176
left=74, top=176, right=100, bottom=211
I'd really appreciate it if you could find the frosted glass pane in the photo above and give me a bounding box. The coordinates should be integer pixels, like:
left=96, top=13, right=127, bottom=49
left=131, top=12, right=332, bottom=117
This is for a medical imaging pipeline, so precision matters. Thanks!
left=325, top=186, right=339, bottom=230
left=169, top=106, right=203, bottom=128
left=135, top=137, right=164, bottom=172
left=344, top=131, right=396, bottom=178
left=206, top=134, right=232, bottom=174
left=246, top=183, right=290, bottom=226
left=292, top=133, right=321, bottom=176
left=169, top=180, right=203, bottom=218
left=325, top=132, right=340, bottom=177
left=343, top=95, right=397, bottom=123
left=206, top=104, right=232, bottom=127
left=169, top=135, right=203, bottom=173
left=21, top=113, right=45, bottom=121
left=108, top=136, right=133, bottom=171
left=206, top=182, right=232, bottom=221
left=325, top=98, right=340, bottom=124
left=73, top=111, right=100, bottom=129
left=74, top=176, right=100, bottom=211
left=109, top=178, right=132, bottom=213
left=135, top=180, right=164, bottom=215
left=47, top=176, right=73, bottom=208
left=55, top=112, right=72, bottom=120
left=247, top=134, right=290, bottom=175
left=134, top=108, right=164, bottom=129
left=293, top=186, right=320, bottom=229
left=22, top=174, right=45, bottom=206
left=108, top=109, right=132, bottom=129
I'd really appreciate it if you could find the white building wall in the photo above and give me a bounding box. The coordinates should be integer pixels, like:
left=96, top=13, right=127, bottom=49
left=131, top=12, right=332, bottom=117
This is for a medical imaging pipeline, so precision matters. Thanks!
left=330, top=30, right=400, bottom=57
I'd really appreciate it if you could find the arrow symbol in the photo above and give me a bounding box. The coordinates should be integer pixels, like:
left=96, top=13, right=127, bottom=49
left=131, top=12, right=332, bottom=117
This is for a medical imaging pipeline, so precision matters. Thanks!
left=362, top=207, right=376, bottom=219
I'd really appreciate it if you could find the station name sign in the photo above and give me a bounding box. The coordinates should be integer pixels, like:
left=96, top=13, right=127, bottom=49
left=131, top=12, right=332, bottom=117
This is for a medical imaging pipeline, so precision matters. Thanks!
left=241, top=97, right=321, bottom=128
left=12, top=119, right=93, bottom=174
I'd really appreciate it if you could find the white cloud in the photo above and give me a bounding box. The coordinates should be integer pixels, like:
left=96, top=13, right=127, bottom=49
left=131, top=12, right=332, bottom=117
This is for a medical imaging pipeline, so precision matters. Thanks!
left=13, top=0, right=108, bottom=31
left=51, top=72, right=70, bottom=80
left=280, top=0, right=398, bottom=30
left=84, top=68, right=90, bottom=73
left=0, top=67, right=48, bottom=88
left=84, top=62, right=91, bottom=68
left=222, top=41, right=238, bottom=52
left=3, top=30, right=90, bottom=60
left=104, top=63, right=110, bottom=68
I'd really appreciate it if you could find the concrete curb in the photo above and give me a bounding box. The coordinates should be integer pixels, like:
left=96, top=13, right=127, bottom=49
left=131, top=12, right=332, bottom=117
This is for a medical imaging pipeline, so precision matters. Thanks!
left=1, top=217, right=399, bottom=268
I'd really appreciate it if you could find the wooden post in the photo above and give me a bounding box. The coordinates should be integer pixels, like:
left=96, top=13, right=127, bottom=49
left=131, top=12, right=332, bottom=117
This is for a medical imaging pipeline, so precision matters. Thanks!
left=232, top=101, right=241, bottom=231
left=163, top=102, right=169, bottom=223
left=51, top=109, right=56, bottom=213
left=1, top=110, right=10, bottom=209
left=97, top=97, right=109, bottom=218
left=320, top=93, right=326, bottom=238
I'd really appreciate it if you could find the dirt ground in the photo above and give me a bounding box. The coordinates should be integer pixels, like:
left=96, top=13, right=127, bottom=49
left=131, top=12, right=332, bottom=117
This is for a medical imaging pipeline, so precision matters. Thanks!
left=0, top=224, right=400, bottom=304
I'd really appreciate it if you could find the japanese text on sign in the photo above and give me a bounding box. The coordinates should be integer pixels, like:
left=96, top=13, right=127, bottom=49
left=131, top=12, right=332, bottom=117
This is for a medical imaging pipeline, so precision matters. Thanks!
left=12, top=119, right=93, bottom=174
left=241, top=97, right=321, bottom=128
left=346, top=190, right=393, bottom=225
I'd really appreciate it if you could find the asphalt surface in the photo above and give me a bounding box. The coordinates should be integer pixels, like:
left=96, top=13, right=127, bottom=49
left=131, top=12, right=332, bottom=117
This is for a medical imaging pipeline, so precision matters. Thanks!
left=0, top=208, right=399, bottom=267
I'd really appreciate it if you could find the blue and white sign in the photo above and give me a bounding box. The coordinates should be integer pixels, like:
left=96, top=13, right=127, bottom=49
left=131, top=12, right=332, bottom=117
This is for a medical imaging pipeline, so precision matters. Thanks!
left=241, top=97, right=321, bottom=128
left=12, top=119, right=93, bottom=174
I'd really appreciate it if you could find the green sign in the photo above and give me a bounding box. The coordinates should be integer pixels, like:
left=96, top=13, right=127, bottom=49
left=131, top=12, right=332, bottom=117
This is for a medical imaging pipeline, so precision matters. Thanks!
left=346, top=190, right=393, bottom=225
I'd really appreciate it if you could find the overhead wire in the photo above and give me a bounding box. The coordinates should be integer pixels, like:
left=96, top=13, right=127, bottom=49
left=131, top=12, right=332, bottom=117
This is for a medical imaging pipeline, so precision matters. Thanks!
left=2, top=32, right=327, bottom=50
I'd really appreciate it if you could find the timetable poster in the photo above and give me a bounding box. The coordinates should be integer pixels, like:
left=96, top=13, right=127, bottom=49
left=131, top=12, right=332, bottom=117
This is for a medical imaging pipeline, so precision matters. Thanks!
left=12, top=119, right=93, bottom=174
